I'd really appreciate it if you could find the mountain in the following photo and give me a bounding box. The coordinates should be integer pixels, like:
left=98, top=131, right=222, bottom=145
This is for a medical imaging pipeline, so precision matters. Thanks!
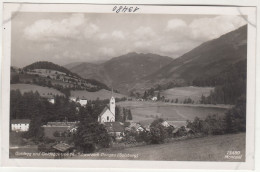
left=67, top=52, right=173, bottom=93
left=67, top=25, right=247, bottom=94
left=140, top=25, right=247, bottom=89
left=68, top=62, right=111, bottom=86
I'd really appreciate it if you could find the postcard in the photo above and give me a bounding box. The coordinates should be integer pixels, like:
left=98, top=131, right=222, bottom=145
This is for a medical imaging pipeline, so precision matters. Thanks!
left=1, top=3, right=257, bottom=170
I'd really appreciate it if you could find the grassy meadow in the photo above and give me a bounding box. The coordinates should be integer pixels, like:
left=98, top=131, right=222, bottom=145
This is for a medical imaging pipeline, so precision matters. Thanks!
left=11, top=84, right=64, bottom=96
left=118, top=101, right=230, bottom=126
left=71, top=133, right=245, bottom=161
left=161, top=86, right=214, bottom=103
left=71, top=89, right=126, bottom=100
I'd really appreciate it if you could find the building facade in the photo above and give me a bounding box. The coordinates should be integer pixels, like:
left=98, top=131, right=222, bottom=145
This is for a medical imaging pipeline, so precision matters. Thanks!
left=11, top=119, right=31, bottom=132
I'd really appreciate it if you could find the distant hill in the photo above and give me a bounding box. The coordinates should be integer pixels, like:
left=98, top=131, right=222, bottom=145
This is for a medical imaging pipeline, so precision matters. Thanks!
left=24, top=61, right=82, bottom=79
left=67, top=52, right=173, bottom=94
left=143, top=25, right=247, bottom=87
left=64, top=62, right=84, bottom=70
left=13, top=61, right=110, bottom=93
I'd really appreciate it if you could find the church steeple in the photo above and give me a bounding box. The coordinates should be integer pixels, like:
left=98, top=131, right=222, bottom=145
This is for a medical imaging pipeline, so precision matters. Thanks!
left=110, top=89, right=115, bottom=115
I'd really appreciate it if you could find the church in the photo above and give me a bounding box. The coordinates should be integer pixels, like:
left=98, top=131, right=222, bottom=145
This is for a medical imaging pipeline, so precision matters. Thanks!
left=98, top=96, right=116, bottom=123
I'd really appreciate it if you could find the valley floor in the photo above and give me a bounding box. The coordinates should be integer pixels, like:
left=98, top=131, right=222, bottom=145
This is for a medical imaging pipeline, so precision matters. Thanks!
left=71, top=133, right=245, bottom=161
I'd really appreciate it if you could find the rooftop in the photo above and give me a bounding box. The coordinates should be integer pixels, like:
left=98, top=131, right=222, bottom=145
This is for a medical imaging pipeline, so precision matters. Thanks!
left=45, top=121, right=78, bottom=126
left=52, top=143, right=72, bottom=152
left=11, top=119, right=31, bottom=124
left=103, top=122, right=124, bottom=132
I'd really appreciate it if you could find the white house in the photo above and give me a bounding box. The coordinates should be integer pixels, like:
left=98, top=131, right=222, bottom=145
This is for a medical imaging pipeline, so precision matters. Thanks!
left=151, top=97, right=158, bottom=101
left=161, top=121, right=171, bottom=127
left=48, top=98, right=55, bottom=104
left=11, top=119, right=31, bottom=132
left=78, top=98, right=87, bottom=107
left=98, top=96, right=115, bottom=123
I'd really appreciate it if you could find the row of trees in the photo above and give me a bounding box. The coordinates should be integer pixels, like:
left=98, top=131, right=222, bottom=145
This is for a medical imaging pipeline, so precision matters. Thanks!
left=188, top=94, right=246, bottom=134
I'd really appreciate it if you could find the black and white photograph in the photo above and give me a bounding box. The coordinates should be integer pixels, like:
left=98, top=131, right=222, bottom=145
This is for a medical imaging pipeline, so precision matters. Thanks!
left=1, top=3, right=257, bottom=170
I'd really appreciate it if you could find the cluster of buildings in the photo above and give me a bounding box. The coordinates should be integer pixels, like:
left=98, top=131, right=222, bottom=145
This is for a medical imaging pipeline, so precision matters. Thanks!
left=11, top=95, right=194, bottom=143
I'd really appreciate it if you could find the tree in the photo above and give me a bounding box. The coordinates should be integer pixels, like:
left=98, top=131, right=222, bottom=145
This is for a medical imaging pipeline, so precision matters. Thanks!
left=157, top=92, right=161, bottom=101
left=143, top=91, right=148, bottom=100
left=149, top=118, right=167, bottom=144
left=127, top=109, right=133, bottom=120
left=74, top=121, right=111, bottom=153
left=225, top=95, right=246, bottom=133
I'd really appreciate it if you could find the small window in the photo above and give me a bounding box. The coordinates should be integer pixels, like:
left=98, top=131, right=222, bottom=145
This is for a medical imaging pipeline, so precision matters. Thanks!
left=107, top=116, right=109, bottom=121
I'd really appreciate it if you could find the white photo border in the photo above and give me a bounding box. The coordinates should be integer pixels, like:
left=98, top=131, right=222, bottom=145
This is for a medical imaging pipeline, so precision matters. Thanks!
left=1, top=3, right=257, bottom=170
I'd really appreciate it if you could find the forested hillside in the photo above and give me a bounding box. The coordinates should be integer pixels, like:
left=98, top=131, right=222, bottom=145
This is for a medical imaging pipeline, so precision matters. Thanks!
left=199, top=59, right=246, bottom=105
left=24, top=61, right=81, bottom=78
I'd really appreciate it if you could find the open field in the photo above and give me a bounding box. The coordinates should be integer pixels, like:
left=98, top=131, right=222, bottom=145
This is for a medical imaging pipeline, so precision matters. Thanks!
left=11, top=84, right=64, bottom=96
left=161, top=86, right=214, bottom=103
left=118, top=101, right=230, bottom=126
left=71, top=133, right=245, bottom=161
left=71, top=89, right=126, bottom=100
left=10, top=133, right=245, bottom=161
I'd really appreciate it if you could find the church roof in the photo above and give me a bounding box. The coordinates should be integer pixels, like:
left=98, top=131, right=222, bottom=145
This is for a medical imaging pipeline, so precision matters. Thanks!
left=99, top=106, right=112, bottom=117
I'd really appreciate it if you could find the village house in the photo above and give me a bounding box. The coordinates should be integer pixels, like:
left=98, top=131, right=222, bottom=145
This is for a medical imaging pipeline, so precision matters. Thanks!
left=78, top=98, right=87, bottom=107
left=11, top=119, right=31, bottom=132
left=69, top=96, right=88, bottom=107
left=151, top=96, right=158, bottom=101
left=103, top=122, right=125, bottom=140
left=125, top=122, right=145, bottom=133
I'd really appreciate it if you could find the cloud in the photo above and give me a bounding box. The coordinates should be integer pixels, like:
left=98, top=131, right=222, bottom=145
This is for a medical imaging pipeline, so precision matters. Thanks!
left=97, top=33, right=109, bottom=40
left=84, top=23, right=100, bottom=38
left=112, top=30, right=125, bottom=40
left=24, top=14, right=86, bottom=41
left=15, top=13, right=247, bottom=67
left=98, top=47, right=115, bottom=56
left=166, top=19, right=187, bottom=31
left=189, top=15, right=247, bottom=41
left=134, top=26, right=156, bottom=40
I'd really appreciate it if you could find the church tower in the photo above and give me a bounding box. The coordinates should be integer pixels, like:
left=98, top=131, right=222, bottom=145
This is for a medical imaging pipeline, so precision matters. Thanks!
left=110, top=96, right=115, bottom=115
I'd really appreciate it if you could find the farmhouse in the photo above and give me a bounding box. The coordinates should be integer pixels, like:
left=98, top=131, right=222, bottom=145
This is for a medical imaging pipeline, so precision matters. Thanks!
left=11, top=119, right=31, bottom=132
left=98, top=96, right=115, bottom=123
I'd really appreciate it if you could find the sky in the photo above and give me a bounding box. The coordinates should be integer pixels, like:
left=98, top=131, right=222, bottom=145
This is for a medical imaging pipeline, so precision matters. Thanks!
left=11, top=12, right=247, bottom=67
